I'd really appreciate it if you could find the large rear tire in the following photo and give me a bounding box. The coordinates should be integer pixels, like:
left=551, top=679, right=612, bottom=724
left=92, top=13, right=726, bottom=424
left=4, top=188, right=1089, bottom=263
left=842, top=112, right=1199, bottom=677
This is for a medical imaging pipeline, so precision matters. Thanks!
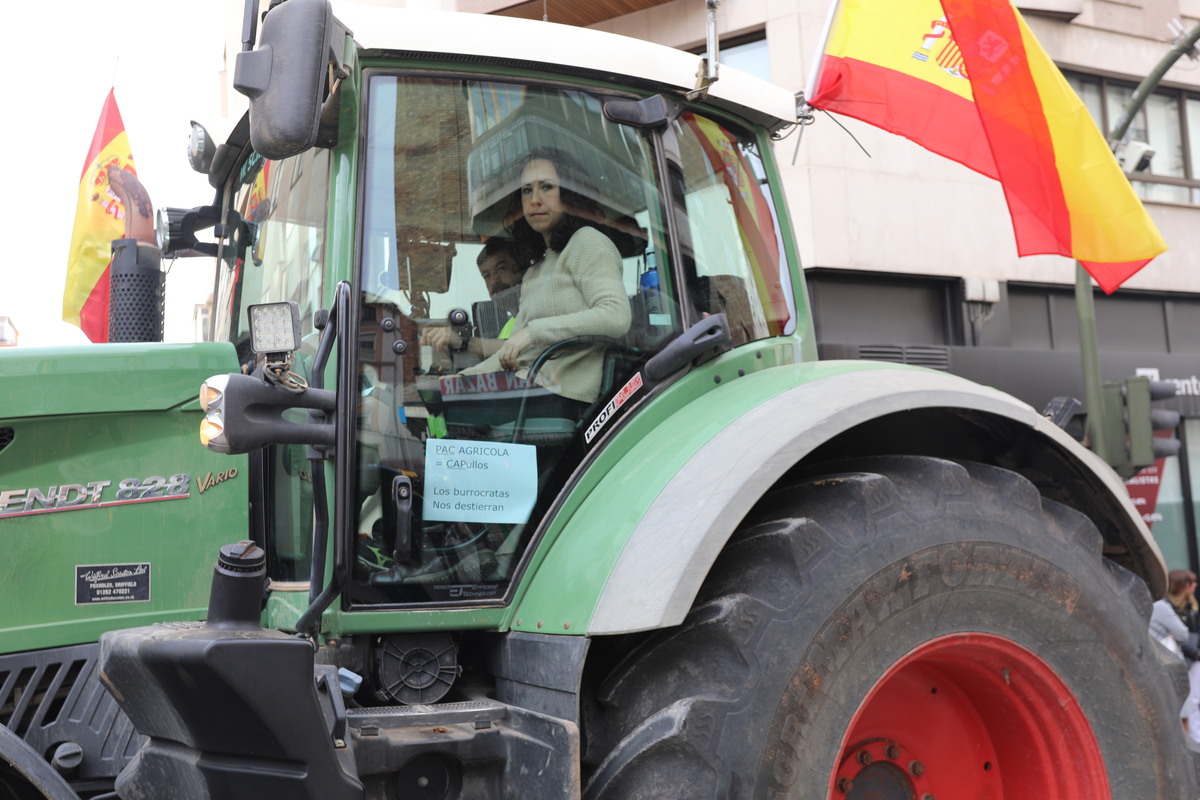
left=582, top=456, right=1197, bottom=799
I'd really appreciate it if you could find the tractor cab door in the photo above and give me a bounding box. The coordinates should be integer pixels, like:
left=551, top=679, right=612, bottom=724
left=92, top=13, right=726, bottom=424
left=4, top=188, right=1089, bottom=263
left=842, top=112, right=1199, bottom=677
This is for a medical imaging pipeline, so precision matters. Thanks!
left=348, top=74, right=669, bottom=604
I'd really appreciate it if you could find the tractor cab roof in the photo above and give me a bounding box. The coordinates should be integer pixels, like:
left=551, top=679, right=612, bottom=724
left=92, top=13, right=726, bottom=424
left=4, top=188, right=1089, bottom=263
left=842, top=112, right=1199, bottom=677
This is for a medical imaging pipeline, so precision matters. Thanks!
left=333, top=5, right=799, bottom=134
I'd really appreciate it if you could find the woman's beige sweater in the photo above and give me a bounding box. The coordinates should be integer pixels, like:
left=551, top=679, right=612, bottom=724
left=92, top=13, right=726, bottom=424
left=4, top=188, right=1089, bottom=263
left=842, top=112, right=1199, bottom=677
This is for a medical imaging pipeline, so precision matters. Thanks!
left=462, top=226, right=631, bottom=403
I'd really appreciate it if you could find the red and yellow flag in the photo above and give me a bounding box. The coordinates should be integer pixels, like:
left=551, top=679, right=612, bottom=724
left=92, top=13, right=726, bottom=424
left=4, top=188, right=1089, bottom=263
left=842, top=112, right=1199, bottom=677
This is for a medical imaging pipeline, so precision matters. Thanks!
left=63, top=89, right=138, bottom=342
left=808, top=0, right=1166, bottom=293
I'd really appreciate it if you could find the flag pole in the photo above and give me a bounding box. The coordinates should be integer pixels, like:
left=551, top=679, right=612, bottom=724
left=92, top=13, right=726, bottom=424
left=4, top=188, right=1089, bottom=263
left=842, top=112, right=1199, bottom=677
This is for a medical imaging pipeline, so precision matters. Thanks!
left=794, top=0, right=840, bottom=162
left=802, top=0, right=840, bottom=108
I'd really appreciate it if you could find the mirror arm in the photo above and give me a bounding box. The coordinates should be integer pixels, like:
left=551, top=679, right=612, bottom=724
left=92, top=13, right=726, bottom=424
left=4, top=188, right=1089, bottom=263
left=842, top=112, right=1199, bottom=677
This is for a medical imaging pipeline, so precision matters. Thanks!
left=239, top=0, right=259, bottom=52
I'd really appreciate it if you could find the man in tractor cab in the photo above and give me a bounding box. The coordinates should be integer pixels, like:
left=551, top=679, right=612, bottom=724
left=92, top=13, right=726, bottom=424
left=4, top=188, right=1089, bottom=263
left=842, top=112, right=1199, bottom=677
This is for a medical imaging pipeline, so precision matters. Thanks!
left=420, top=236, right=524, bottom=365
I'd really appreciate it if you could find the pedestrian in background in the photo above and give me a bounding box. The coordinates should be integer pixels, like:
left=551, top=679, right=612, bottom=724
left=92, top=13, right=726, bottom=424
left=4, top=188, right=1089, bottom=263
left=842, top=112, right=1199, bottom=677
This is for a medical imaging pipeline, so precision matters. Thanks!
left=1166, top=569, right=1200, bottom=745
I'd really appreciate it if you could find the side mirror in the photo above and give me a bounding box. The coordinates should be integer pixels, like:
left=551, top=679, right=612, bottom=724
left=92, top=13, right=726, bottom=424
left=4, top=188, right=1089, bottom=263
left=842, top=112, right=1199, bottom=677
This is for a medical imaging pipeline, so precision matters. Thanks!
left=233, top=0, right=348, bottom=160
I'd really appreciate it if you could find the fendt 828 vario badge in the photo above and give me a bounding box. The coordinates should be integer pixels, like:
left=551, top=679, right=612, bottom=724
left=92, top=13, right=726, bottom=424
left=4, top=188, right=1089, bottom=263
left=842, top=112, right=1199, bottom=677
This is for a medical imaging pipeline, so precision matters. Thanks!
left=0, top=473, right=192, bottom=518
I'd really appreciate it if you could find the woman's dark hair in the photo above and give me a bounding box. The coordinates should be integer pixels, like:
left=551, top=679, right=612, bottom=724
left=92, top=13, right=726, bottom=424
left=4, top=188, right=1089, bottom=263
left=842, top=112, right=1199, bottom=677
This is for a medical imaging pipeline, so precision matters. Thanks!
left=1169, top=569, right=1199, bottom=596
left=505, top=146, right=606, bottom=265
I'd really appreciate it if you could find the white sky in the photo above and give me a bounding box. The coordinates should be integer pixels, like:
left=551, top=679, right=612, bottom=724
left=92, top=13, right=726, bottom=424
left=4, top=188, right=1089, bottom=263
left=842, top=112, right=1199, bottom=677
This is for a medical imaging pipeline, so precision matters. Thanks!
left=3, top=0, right=243, bottom=347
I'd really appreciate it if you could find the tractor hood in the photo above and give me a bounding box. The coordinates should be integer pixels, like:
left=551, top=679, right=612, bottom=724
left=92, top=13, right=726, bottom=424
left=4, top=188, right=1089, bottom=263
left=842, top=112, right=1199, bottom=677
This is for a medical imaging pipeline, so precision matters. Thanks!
left=0, top=343, right=239, bottom=419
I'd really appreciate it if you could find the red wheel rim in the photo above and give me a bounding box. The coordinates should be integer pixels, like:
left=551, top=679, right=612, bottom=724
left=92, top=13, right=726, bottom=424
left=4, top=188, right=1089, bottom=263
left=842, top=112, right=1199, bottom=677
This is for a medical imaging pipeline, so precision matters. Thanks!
left=831, top=633, right=1109, bottom=799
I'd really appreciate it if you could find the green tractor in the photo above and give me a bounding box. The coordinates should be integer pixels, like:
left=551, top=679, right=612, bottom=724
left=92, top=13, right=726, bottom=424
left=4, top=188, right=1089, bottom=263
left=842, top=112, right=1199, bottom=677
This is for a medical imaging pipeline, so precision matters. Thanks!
left=2, top=1, right=1194, bottom=797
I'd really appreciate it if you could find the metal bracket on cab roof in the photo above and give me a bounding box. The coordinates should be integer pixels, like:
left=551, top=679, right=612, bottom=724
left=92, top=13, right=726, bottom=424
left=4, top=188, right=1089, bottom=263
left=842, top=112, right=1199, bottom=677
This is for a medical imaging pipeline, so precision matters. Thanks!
left=687, top=0, right=722, bottom=100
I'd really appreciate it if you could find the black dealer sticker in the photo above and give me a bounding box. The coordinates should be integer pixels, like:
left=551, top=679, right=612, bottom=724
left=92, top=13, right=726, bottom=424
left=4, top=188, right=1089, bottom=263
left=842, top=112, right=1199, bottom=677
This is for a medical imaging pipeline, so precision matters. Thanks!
left=76, top=563, right=151, bottom=605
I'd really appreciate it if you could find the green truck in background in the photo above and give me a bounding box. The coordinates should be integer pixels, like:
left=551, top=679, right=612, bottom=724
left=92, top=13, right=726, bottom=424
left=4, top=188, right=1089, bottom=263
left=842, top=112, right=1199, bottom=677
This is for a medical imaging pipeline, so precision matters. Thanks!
left=2, top=1, right=1195, bottom=797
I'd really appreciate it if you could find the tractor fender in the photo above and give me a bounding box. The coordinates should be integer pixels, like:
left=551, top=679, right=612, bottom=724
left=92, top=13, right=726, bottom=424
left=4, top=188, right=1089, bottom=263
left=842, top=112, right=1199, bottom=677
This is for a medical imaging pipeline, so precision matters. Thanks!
left=0, top=724, right=80, bottom=800
left=510, top=361, right=1164, bottom=636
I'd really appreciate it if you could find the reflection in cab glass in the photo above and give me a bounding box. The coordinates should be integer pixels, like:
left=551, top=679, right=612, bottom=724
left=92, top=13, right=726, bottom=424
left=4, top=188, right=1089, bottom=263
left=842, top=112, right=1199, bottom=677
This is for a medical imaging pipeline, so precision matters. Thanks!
left=352, top=75, right=791, bottom=606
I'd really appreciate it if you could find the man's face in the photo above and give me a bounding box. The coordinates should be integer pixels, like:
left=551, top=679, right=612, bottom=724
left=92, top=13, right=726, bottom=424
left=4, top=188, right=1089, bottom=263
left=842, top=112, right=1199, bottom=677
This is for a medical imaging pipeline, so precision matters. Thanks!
left=478, top=249, right=519, bottom=295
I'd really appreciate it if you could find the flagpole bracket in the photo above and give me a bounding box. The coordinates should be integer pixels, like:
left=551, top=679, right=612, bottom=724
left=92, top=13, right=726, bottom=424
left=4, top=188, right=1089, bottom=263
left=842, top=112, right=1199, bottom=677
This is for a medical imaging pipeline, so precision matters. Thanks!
left=686, top=0, right=722, bottom=100
left=795, top=92, right=816, bottom=127
left=786, top=93, right=817, bottom=158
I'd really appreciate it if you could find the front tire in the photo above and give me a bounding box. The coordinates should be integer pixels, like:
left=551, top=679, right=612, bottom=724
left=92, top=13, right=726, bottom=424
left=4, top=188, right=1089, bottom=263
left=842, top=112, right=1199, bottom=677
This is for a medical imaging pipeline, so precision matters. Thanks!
left=583, top=456, right=1196, bottom=799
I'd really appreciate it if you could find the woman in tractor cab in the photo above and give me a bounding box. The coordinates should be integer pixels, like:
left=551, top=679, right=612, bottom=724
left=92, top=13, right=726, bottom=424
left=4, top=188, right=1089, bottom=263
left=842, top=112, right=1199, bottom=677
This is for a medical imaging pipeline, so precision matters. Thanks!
left=460, top=146, right=632, bottom=415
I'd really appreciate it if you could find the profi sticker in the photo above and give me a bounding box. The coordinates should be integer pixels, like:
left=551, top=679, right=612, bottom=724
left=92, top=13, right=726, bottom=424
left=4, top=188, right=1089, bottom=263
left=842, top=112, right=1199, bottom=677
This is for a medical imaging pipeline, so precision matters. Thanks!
left=0, top=473, right=192, bottom=519
left=585, top=372, right=644, bottom=444
left=76, top=563, right=151, bottom=604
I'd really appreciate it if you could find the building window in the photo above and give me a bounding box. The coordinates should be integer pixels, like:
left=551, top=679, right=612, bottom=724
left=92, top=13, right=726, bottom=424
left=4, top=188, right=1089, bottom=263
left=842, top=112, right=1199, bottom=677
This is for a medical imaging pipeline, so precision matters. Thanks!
left=722, top=36, right=770, bottom=82
left=1066, top=72, right=1200, bottom=205
left=1007, top=283, right=1200, bottom=353
left=692, top=32, right=770, bottom=82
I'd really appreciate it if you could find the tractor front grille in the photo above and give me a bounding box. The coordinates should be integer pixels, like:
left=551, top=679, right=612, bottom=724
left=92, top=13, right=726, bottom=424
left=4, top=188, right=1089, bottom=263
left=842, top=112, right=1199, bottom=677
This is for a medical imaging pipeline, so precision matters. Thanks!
left=0, top=643, right=142, bottom=781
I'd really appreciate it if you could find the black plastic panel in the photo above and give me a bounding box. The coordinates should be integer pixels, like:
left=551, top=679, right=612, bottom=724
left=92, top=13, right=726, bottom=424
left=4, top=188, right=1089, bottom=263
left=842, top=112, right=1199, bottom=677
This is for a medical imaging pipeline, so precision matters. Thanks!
left=0, top=642, right=142, bottom=782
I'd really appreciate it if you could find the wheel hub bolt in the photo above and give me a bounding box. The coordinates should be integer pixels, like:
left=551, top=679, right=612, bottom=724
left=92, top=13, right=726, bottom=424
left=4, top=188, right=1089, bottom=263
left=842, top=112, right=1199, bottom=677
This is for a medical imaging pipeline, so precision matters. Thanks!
left=836, top=777, right=853, bottom=793
left=856, top=750, right=873, bottom=766
left=885, top=744, right=901, bottom=760
left=909, top=760, right=925, bottom=776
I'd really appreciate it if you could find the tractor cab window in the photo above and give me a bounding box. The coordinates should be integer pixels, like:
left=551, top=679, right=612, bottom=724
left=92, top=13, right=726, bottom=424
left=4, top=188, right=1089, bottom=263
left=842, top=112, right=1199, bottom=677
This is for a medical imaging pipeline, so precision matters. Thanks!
left=668, top=111, right=794, bottom=343
left=212, top=146, right=332, bottom=582
left=351, top=75, right=674, bottom=605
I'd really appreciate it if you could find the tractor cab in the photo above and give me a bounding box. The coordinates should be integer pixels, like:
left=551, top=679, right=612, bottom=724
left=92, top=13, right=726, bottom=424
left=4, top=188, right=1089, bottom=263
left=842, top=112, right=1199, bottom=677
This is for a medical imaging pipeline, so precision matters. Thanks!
left=206, top=59, right=797, bottom=612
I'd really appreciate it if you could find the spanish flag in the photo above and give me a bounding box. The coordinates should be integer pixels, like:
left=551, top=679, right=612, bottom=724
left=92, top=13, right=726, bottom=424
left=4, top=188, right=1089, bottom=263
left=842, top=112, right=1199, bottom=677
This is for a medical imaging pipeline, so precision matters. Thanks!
left=808, top=0, right=1167, bottom=294
left=63, top=90, right=138, bottom=342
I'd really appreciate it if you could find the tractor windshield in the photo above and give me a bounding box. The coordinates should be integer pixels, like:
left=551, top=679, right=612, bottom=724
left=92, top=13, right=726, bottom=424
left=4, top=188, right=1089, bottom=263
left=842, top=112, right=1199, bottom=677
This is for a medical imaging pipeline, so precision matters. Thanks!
left=348, top=74, right=793, bottom=605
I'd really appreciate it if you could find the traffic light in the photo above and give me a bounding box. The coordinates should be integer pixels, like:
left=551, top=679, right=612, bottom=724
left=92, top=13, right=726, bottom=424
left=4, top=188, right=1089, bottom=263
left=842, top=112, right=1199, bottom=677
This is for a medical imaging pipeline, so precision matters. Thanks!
left=1093, top=375, right=1180, bottom=479
left=1124, top=375, right=1181, bottom=468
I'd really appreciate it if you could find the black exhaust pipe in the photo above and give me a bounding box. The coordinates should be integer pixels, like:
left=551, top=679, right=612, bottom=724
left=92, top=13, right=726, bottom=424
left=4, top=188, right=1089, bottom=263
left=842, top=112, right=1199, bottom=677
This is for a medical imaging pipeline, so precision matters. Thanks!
left=107, top=238, right=164, bottom=343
